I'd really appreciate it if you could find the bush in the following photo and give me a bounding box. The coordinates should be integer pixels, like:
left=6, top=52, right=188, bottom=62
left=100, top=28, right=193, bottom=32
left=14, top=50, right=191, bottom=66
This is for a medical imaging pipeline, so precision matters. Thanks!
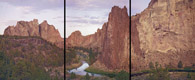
left=115, top=70, right=129, bottom=80
left=178, top=61, right=183, bottom=68
left=149, top=62, right=154, bottom=69
left=187, top=73, right=191, bottom=79
left=85, top=73, right=90, bottom=80
left=146, top=62, right=170, bottom=80
left=70, top=72, right=76, bottom=79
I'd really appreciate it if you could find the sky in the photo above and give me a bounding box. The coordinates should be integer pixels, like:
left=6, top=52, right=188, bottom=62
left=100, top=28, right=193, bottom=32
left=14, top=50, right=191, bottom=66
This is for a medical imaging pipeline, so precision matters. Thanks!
left=0, top=0, right=64, bottom=38
left=66, top=0, right=129, bottom=38
left=131, top=0, right=150, bottom=16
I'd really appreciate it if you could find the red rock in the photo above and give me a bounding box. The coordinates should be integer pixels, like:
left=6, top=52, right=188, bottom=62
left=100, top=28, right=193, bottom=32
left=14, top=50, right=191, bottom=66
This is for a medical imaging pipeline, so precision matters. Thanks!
left=131, top=0, right=195, bottom=72
left=4, top=19, right=64, bottom=49
left=66, top=6, right=129, bottom=72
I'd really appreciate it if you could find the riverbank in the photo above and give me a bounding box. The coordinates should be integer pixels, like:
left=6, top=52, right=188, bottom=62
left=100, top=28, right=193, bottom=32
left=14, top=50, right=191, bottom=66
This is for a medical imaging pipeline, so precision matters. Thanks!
left=131, top=72, right=195, bottom=80
left=85, top=66, right=117, bottom=78
left=131, top=67, right=195, bottom=80
left=66, top=61, right=116, bottom=80
left=66, top=62, right=82, bottom=70
left=131, top=68, right=195, bottom=77
left=85, top=66, right=129, bottom=80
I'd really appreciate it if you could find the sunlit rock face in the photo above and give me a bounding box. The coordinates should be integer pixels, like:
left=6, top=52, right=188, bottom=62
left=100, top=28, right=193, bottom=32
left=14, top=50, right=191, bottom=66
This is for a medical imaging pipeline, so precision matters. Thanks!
left=131, top=0, right=195, bottom=72
left=4, top=19, right=64, bottom=49
left=66, top=6, right=130, bottom=72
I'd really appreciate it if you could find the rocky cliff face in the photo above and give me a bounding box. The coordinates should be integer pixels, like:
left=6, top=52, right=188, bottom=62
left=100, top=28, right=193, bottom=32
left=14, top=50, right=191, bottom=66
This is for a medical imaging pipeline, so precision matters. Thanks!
left=66, top=6, right=129, bottom=72
left=4, top=19, right=64, bottom=49
left=131, top=0, right=195, bottom=72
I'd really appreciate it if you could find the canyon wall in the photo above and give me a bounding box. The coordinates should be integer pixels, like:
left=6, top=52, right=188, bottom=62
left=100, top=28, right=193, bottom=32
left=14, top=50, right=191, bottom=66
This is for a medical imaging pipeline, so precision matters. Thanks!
left=131, top=0, right=195, bottom=72
left=4, top=19, right=64, bottom=49
left=66, top=6, right=130, bottom=72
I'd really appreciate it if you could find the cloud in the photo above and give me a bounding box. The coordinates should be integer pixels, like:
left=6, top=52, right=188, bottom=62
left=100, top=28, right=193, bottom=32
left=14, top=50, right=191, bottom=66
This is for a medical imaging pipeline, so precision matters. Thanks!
left=66, top=0, right=129, bottom=12
left=0, top=0, right=64, bottom=11
left=66, top=16, right=105, bottom=25
left=53, top=16, right=64, bottom=19
left=66, top=0, right=129, bottom=38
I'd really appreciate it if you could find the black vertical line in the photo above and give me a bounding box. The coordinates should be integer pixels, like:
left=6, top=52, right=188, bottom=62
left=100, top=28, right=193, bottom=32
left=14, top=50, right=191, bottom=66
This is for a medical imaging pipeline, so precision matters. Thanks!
left=64, top=0, right=66, bottom=79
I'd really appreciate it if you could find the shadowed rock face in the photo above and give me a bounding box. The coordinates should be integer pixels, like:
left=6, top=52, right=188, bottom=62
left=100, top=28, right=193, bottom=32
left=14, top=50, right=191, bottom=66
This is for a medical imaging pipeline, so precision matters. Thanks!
left=4, top=19, right=64, bottom=49
left=131, top=0, right=195, bottom=72
left=66, top=6, right=130, bottom=72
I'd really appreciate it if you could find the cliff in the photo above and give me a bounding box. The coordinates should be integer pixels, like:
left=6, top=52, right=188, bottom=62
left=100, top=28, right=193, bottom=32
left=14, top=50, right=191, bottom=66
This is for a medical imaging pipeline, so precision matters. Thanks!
left=66, top=6, right=129, bottom=72
left=131, top=0, right=195, bottom=72
left=4, top=19, right=64, bottom=49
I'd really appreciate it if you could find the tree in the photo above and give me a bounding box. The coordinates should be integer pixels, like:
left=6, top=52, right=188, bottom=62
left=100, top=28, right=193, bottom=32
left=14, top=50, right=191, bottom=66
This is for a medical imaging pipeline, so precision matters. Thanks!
left=187, top=72, right=191, bottom=79
left=149, top=62, right=154, bottom=69
left=155, top=62, right=159, bottom=69
left=85, top=73, right=90, bottom=80
left=178, top=61, right=183, bottom=68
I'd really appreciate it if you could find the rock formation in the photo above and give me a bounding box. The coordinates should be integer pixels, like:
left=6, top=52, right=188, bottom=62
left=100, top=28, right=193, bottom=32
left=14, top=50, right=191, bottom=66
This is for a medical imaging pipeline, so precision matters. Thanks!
left=131, top=0, right=195, bottom=72
left=66, top=6, right=129, bottom=72
left=4, top=19, right=64, bottom=49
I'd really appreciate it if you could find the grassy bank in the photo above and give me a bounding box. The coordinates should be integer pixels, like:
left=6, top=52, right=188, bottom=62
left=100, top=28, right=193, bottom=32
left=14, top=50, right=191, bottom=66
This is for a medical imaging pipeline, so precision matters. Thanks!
left=85, top=66, right=117, bottom=78
left=85, top=66, right=129, bottom=80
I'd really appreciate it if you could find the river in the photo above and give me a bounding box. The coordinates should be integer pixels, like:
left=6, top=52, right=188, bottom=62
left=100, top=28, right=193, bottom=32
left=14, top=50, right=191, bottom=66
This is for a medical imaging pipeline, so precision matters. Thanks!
left=68, top=61, right=102, bottom=77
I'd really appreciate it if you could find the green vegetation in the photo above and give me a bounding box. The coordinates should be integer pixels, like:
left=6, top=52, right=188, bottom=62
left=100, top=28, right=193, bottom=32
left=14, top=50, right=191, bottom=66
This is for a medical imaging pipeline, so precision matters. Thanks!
left=70, top=72, right=76, bottom=79
left=132, top=61, right=195, bottom=80
left=88, top=48, right=98, bottom=65
left=85, top=66, right=117, bottom=78
left=187, top=72, right=191, bottom=79
left=85, top=66, right=129, bottom=79
left=188, top=72, right=195, bottom=80
left=146, top=62, right=170, bottom=80
left=115, top=70, right=129, bottom=80
left=66, top=48, right=83, bottom=70
left=0, top=51, right=51, bottom=80
left=66, top=49, right=77, bottom=65
left=70, top=46, right=91, bottom=53
left=149, top=62, right=154, bottom=69
left=84, top=73, right=90, bottom=80
left=67, top=46, right=99, bottom=65
left=0, top=35, right=64, bottom=79
left=178, top=61, right=183, bottom=68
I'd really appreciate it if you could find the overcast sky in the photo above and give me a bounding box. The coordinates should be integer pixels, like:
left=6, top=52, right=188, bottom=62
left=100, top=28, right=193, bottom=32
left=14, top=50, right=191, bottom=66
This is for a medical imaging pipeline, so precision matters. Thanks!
left=66, top=0, right=129, bottom=38
left=131, top=0, right=150, bottom=16
left=0, top=0, right=64, bottom=38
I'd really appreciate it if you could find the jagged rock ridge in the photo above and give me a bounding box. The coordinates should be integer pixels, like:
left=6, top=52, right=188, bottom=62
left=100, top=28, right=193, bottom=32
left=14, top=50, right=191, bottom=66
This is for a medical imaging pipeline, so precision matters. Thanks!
left=4, top=19, right=64, bottom=49
left=131, top=0, right=195, bottom=72
left=66, top=6, right=129, bottom=72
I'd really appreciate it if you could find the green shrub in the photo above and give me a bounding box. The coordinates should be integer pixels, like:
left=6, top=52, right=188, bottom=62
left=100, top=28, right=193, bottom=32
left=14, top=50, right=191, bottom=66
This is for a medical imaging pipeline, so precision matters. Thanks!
left=149, top=62, right=154, bottom=69
left=184, top=67, right=192, bottom=70
left=115, top=70, right=129, bottom=80
left=146, top=62, right=170, bottom=80
left=187, top=72, right=191, bottom=79
left=178, top=61, right=183, bottom=68
left=85, top=73, right=90, bottom=80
